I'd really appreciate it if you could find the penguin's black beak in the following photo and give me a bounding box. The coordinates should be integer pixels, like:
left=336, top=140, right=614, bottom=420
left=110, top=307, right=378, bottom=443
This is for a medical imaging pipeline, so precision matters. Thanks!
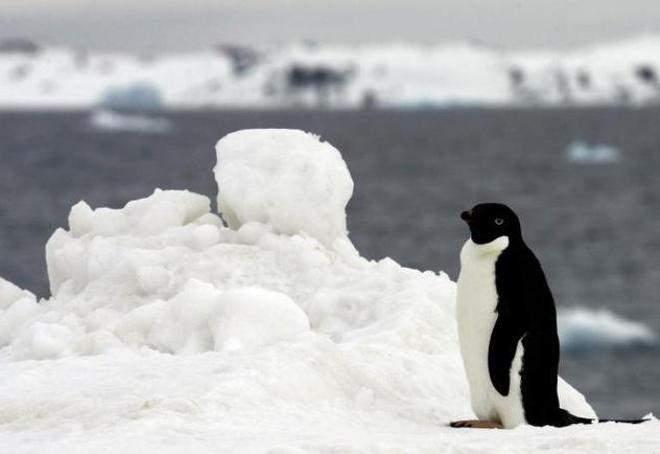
left=460, top=210, right=472, bottom=223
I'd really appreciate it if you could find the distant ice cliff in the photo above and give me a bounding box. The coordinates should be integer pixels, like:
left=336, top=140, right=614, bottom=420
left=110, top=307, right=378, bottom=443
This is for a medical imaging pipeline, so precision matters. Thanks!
left=2, top=35, right=660, bottom=109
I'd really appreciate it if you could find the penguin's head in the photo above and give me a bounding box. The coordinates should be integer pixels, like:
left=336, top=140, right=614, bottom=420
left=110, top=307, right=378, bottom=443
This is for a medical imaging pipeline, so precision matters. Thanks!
left=460, top=203, right=522, bottom=245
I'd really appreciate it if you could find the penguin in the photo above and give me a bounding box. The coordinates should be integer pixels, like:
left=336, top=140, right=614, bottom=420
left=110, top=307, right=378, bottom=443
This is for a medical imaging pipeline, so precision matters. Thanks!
left=450, top=203, right=647, bottom=429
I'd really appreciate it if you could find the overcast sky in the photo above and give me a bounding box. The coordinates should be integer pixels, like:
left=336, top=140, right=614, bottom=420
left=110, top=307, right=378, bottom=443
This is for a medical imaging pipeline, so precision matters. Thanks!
left=1, top=0, right=660, bottom=52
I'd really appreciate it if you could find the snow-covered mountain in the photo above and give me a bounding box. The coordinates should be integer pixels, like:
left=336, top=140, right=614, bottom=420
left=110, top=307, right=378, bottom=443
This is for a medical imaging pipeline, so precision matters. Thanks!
left=1, top=35, right=660, bottom=109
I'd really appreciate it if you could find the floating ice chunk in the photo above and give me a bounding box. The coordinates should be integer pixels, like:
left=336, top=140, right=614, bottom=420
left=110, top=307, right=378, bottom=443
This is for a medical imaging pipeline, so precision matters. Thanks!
left=215, top=129, right=354, bottom=248
left=98, top=83, right=163, bottom=111
left=566, top=140, right=622, bottom=164
left=558, top=307, right=657, bottom=353
left=89, top=109, right=172, bottom=134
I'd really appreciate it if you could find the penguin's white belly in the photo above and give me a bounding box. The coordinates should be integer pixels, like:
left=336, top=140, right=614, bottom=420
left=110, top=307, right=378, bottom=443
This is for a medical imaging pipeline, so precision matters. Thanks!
left=456, top=237, right=526, bottom=428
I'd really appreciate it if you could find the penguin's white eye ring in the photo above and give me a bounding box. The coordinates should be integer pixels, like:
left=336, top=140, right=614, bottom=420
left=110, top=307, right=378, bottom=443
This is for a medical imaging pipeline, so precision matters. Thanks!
left=494, top=218, right=504, bottom=226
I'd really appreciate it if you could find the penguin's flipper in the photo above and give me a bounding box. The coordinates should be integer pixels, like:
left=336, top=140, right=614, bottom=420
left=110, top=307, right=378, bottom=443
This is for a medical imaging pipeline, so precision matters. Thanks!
left=488, top=314, right=522, bottom=396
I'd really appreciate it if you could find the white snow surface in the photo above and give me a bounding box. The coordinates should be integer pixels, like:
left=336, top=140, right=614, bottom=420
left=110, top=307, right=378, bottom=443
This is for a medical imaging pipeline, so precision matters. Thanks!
left=0, top=129, right=657, bottom=452
left=3, top=35, right=660, bottom=109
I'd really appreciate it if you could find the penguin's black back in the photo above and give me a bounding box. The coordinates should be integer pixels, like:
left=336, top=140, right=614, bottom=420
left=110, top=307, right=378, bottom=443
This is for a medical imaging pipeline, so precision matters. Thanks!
left=490, top=240, right=564, bottom=426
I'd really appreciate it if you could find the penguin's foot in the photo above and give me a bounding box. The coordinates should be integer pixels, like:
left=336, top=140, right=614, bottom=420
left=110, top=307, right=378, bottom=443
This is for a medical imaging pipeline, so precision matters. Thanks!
left=449, top=420, right=503, bottom=429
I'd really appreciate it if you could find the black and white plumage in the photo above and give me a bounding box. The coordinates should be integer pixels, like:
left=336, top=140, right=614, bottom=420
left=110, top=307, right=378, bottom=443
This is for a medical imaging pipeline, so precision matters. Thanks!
left=455, top=203, right=646, bottom=428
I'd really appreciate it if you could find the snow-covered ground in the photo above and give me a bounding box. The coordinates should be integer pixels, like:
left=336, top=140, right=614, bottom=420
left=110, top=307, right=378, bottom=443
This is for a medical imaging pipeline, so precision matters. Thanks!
left=0, top=129, right=657, bottom=453
left=2, top=35, right=660, bottom=109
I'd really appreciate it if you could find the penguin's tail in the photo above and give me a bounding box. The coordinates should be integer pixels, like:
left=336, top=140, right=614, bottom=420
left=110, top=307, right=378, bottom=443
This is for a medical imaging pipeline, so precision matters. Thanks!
left=562, top=411, right=592, bottom=425
left=596, top=418, right=649, bottom=424
left=558, top=409, right=650, bottom=426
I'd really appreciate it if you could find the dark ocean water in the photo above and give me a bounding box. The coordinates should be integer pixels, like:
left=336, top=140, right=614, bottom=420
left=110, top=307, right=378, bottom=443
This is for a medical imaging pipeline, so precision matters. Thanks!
left=0, top=108, right=659, bottom=419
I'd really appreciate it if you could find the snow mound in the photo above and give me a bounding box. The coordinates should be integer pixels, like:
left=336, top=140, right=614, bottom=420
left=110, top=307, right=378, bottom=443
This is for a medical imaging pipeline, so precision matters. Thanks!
left=116, top=281, right=310, bottom=355
left=215, top=129, right=353, bottom=248
left=0, top=277, right=39, bottom=351
left=29, top=188, right=313, bottom=357
left=0, top=129, right=620, bottom=451
left=558, top=307, right=658, bottom=353
left=89, top=109, right=172, bottom=134
left=0, top=276, right=36, bottom=309
left=11, top=185, right=458, bottom=362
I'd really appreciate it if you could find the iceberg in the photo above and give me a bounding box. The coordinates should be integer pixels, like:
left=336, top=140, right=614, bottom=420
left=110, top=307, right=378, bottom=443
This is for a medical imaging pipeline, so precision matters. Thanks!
left=99, top=82, right=164, bottom=111
left=88, top=109, right=172, bottom=133
left=558, top=307, right=657, bottom=353
left=565, top=141, right=622, bottom=164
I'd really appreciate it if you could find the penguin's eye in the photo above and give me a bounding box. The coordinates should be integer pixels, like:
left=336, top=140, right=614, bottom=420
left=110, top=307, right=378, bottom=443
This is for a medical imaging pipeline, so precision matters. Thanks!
left=494, top=218, right=504, bottom=226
